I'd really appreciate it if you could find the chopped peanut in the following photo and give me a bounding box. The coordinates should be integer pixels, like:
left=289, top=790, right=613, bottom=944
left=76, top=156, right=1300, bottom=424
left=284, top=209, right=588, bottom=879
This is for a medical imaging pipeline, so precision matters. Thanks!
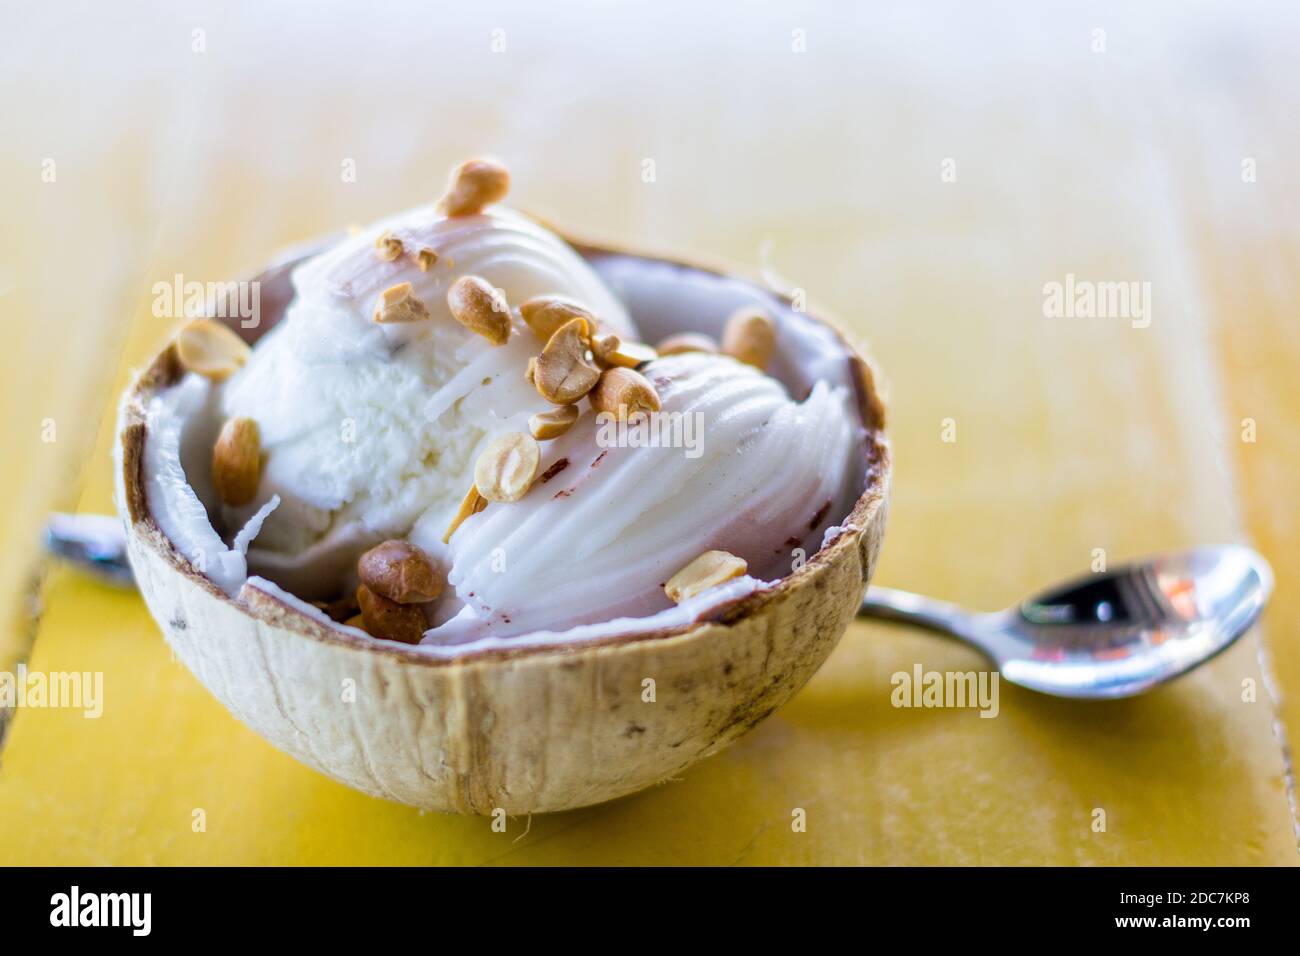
left=375, top=230, right=403, bottom=261
left=373, top=282, right=431, bottom=324
left=447, top=275, right=511, bottom=345
left=474, top=432, right=541, bottom=503
left=529, top=405, right=580, bottom=440
left=212, top=417, right=261, bottom=506
left=664, top=550, right=748, bottom=603
left=519, top=295, right=595, bottom=341
left=175, top=318, right=251, bottom=382
left=592, top=333, right=657, bottom=369
left=443, top=485, right=488, bottom=543
left=721, top=306, right=776, bottom=369
left=589, top=367, right=661, bottom=420
left=533, top=318, right=601, bottom=404
left=439, top=158, right=510, bottom=217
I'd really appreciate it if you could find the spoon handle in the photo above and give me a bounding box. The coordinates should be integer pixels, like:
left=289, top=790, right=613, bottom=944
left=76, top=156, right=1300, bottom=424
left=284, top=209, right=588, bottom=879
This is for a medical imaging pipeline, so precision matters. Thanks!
left=859, top=586, right=984, bottom=643
left=45, top=513, right=134, bottom=587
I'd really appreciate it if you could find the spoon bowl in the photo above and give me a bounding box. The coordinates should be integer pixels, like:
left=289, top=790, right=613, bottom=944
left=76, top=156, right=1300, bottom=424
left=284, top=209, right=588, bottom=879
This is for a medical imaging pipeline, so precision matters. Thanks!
left=861, top=545, right=1273, bottom=699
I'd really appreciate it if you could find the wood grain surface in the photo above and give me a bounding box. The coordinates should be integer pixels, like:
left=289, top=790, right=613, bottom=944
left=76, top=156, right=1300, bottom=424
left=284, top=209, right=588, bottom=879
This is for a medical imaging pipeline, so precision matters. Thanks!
left=1, top=1, right=1296, bottom=864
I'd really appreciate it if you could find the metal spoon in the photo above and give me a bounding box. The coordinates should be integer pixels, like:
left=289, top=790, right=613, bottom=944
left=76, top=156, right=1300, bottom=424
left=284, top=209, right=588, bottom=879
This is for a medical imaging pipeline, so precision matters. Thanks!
left=860, top=545, right=1273, bottom=699
left=45, top=515, right=1271, bottom=699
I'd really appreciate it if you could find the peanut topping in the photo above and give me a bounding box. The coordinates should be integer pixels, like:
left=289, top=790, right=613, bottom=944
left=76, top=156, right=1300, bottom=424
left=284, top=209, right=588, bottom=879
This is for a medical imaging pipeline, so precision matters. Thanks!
left=590, top=333, right=619, bottom=365
left=373, top=282, right=430, bottom=324
left=356, top=585, right=427, bottom=644
left=443, top=485, right=487, bottom=543
left=439, top=158, right=510, bottom=217
left=524, top=356, right=538, bottom=384
left=529, top=405, right=580, bottom=440
left=518, top=295, right=595, bottom=341
left=664, top=550, right=748, bottom=604
left=415, top=248, right=439, bottom=271
left=656, top=332, right=719, bottom=356
left=175, top=318, right=251, bottom=382
left=447, top=275, right=511, bottom=345
left=474, top=432, right=541, bottom=503
left=212, top=417, right=261, bottom=506
left=721, top=306, right=776, bottom=369
left=589, top=367, right=662, bottom=420
left=375, top=230, right=403, bottom=261
left=592, top=333, right=657, bottom=369
left=357, top=540, right=443, bottom=605
left=534, top=318, right=601, bottom=404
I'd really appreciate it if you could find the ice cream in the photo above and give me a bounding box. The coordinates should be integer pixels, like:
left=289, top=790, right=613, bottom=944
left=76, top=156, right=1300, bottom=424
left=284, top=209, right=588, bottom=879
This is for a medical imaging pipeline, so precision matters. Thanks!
left=218, top=202, right=637, bottom=597
left=421, top=351, right=856, bottom=642
left=149, top=158, right=864, bottom=647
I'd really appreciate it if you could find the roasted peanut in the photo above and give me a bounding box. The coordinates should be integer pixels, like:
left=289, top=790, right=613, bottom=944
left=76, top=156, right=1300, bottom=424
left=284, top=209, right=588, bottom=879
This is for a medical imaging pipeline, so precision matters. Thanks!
left=357, top=540, right=443, bottom=604
left=721, top=306, right=776, bottom=368
left=518, top=295, right=595, bottom=341
left=591, top=333, right=656, bottom=369
left=664, top=550, right=748, bottom=603
left=443, top=485, right=488, bottom=543
left=356, top=585, right=427, bottom=644
left=175, top=318, right=252, bottom=382
left=533, top=318, right=601, bottom=404
left=589, top=367, right=661, bottom=419
left=447, top=275, right=511, bottom=345
left=212, top=417, right=261, bottom=506
left=474, top=432, right=541, bottom=503
left=373, top=282, right=431, bottom=324
left=529, top=404, right=580, bottom=440
left=439, top=158, right=510, bottom=216
left=375, top=230, right=403, bottom=261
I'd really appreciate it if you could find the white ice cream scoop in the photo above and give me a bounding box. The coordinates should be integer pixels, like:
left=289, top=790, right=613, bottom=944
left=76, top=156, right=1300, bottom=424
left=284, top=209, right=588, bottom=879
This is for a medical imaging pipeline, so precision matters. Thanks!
left=216, top=204, right=637, bottom=597
left=422, top=351, right=859, bottom=642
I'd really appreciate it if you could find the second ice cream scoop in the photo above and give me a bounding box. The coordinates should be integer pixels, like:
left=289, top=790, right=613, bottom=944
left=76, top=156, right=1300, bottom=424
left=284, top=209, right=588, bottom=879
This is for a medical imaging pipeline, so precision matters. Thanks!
left=423, top=351, right=860, bottom=641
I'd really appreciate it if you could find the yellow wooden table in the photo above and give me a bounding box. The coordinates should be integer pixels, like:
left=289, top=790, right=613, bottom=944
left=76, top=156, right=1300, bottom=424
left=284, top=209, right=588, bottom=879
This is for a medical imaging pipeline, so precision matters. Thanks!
left=2, top=2, right=1297, bottom=865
